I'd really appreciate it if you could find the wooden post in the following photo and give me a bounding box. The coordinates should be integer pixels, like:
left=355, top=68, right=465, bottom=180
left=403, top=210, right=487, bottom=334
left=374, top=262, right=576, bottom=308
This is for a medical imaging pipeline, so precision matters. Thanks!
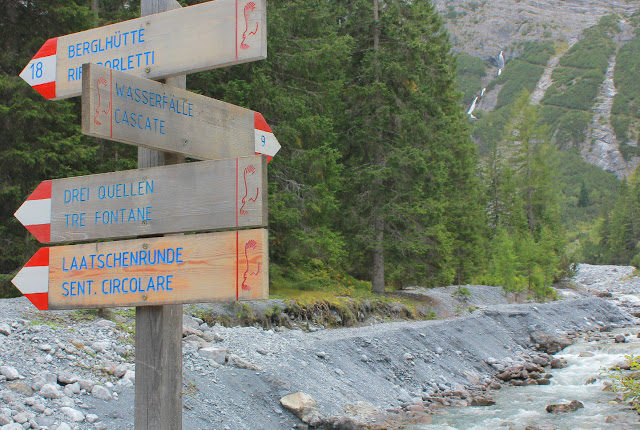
left=136, top=1, right=184, bottom=429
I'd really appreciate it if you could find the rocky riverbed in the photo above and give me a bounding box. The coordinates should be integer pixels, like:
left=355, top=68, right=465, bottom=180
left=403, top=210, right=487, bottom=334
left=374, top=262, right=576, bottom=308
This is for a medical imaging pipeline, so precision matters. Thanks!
left=0, top=265, right=637, bottom=429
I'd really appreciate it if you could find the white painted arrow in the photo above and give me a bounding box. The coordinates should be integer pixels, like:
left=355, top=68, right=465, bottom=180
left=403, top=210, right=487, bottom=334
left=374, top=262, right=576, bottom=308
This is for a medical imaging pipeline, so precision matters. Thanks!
left=12, top=248, right=50, bottom=310
left=14, top=181, right=52, bottom=243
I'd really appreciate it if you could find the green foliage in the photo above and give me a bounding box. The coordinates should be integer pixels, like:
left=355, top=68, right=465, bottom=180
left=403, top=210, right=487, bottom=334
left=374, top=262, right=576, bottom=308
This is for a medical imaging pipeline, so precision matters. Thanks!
left=493, top=60, right=545, bottom=109
left=517, top=41, right=555, bottom=66
left=535, top=15, right=617, bottom=147
left=479, top=93, right=565, bottom=299
left=608, top=354, right=640, bottom=412
left=456, top=53, right=488, bottom=104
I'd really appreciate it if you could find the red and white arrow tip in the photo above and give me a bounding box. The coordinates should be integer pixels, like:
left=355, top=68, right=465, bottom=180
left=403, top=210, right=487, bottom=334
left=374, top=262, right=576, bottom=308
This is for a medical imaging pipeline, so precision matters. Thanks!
left=14, top=181, right=52, bottom=243
left=12, top=248, right=50, bottom=311
left=19, top=38, right=58, bottom=100
left=254, top=112, right=281, bottom=162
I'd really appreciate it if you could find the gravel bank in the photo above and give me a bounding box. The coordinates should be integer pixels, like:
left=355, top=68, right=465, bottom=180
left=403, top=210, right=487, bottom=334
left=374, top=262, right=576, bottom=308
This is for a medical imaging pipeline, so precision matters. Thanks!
left=0, top=289, right=634, bottom=429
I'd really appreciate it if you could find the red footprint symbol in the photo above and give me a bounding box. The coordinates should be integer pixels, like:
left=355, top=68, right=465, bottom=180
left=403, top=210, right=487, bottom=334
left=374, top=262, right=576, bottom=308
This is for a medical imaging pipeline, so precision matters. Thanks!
left=239, top=164, right=259, bottom=216
left=94, top=77, right=111, bottom=126
left=240, top=2, right=259, bottom=50
left=242, top=240, right=261, bottom=291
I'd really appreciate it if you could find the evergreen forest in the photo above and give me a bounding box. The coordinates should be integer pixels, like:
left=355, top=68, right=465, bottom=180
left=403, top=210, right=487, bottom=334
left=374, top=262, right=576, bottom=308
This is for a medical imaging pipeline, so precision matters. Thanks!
left=0, top=0, right=634, bottom=302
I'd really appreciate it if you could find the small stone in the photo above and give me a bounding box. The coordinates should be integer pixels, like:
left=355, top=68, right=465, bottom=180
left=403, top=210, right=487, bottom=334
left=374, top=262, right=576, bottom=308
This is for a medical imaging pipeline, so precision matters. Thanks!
left=0, top=367, right=21, bottom=381
left=280, top=392, right=317, bottom=419
left=61, top=407, right=85, bottom=422
left=198, top=347, right=227, bottom=365
left=546, top=400, right=584, bottom=413
left=91, top=341, right=110, bottom=353
left=0, top=324, right=11, bottom=336
left=0, top=423, right=23, bottom=430
left=56, top=423, right=73, bottom=430
left=585, top=377, right=597, bottom=385
left=94, top=422, right=109, bottom=430
left=0, top=416, right=11, bottom=426
left=57, top=371, right=78, bottom=385
left=38, top=384, right=61, bottom=399
left=86, top=414, right=99, bottom=423
left=92, top=385, right=112, bottom=401
left=77, top=378, right=95, bottom=392
left=123, top=370, right=135, bottom=383
left=404, top=353, right=414, bottom=360
left=614, top=334, right=626, bottom=344
left=7, top=381, right=33, bottom=396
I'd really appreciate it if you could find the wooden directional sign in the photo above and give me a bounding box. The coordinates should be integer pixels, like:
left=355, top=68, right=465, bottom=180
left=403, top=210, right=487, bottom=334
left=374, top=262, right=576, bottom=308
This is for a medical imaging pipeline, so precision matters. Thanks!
left=11, top=229, right=268, bottom=310
left=14, top=156, right=267, bottom=244
left=19, top=0, right=266, bottom=101
left=82, top=63, right=281, bottom=161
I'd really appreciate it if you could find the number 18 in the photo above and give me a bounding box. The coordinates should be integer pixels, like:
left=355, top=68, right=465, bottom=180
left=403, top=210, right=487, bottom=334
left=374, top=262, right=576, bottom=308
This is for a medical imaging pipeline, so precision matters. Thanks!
left=30, top=62, right=43, bottom=79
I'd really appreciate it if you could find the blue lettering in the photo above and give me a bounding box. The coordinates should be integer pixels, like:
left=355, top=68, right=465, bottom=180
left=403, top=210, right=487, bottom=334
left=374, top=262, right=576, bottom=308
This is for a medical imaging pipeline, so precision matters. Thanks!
left=147, top=277, right=156, bottom=291
left=62, top=282, right=70, bottom=297
left=115, top=83, right=125, bottom=98
left=97, top=254, right=105, bottom=269
left=176, top=248, right=184, bottom=264
left=102, top=280, right=109, bottom=295
left=166, top=275, right=173, bottom=291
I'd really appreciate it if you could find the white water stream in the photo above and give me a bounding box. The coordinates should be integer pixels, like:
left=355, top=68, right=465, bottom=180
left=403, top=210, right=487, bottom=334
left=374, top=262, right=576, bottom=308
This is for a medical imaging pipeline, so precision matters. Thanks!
left=420, top=327, right=640, bottom=430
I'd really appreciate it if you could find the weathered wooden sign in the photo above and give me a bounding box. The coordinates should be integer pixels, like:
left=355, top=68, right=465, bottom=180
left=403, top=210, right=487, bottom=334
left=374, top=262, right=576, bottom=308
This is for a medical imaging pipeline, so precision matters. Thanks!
left=11, top=229, right=268, bottom=310
left=81, top=63, right=281, bottom=161
left=14, top=156, right=267, bottom=244
left=19, top=0, right=266, bottom=101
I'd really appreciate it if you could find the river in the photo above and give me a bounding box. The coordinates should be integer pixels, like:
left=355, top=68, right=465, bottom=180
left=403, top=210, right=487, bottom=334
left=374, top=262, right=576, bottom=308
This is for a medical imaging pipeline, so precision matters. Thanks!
left=419, top=325, right=640, bottom=429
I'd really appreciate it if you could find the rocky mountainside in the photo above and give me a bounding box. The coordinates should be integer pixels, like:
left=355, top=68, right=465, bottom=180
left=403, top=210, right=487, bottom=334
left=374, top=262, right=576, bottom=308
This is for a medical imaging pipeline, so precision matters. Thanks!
left=433, top=0, right=640, bottom=178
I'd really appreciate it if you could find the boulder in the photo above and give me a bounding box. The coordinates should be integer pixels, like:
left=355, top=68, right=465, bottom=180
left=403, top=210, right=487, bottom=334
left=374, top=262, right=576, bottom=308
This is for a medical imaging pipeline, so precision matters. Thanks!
left=546, top=400, right=584, bottom=413
left=281, top=392, right=317, bottom=420
left=530, top=332, right=573, bottom=354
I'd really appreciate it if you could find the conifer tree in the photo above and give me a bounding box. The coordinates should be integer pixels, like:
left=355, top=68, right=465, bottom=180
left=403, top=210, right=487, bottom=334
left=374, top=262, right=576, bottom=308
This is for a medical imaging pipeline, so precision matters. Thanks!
left=338, top=0, right=482, bottom=291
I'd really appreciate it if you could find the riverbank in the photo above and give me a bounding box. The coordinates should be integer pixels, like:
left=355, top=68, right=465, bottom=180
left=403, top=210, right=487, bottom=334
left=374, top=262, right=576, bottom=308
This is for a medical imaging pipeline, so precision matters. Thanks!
left=0, top=265, right=636, bottom=429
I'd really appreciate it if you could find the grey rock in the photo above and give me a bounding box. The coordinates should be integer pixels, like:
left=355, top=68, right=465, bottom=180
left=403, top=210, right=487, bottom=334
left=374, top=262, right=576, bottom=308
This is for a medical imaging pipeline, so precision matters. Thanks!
left=0, top=367, right=21, bottom=381
left=0, top=324, right=11, bottom=336
left=0, top=417, right=11, bottom=426
left=0, top=424, right=23, bottom=430
left=91, top=341, right=110, bottom=353
left=86, top=414, right=99, bottom=423
left=60, top=407, right=84, bottom=422
left=91, top=385, right=112, bottom=401
left=38, top=384, right=61, bottom=399
left=77, top=379, right=95, bottom=392
left=57, top=371, right=78, bottom=385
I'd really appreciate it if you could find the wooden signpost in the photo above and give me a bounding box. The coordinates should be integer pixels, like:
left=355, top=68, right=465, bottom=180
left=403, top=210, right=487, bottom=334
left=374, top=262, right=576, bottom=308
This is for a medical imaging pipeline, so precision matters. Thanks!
left=11, top=229, right=268, bottom=311
left=14, top=156, right=267, bottom=244
left=19, top=0, right=266, bottom=101
left=15, top=0, right=277, bottom=428
left=81, top=63, right=281, bottom=161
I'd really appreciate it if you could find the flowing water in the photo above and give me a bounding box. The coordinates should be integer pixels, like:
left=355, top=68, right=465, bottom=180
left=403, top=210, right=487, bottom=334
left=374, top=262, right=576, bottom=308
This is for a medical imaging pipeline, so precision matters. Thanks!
left=419, top=327, right=640, bottom=430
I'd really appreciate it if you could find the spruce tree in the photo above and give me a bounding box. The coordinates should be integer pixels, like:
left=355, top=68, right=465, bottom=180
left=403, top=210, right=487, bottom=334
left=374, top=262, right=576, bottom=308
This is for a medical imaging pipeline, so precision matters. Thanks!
left=338, top=0, right=482, bottom=291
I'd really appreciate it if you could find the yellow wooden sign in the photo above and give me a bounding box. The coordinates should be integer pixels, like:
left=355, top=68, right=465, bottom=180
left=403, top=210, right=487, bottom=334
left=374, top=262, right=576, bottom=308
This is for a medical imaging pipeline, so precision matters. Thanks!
left=12, top=229, right=268, bottom=310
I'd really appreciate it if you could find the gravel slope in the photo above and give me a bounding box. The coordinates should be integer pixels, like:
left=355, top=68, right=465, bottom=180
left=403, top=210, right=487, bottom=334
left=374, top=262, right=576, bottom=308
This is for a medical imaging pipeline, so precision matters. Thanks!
left=0, top=266, right=636, bottom=429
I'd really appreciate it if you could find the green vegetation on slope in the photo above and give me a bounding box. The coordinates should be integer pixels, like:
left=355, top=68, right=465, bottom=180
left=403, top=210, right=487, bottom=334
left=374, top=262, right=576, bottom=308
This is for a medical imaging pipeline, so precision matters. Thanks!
left=611, top=37, right=640, bottom=155
left=456, top=53, right=488, bottom=104
left=539, top=15, right=618, bottom=147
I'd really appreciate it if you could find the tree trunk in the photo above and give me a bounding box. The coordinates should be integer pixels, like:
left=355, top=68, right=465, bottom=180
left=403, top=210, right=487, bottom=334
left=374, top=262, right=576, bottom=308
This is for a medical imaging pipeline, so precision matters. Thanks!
left=371, top=216, right=385, bottom=293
